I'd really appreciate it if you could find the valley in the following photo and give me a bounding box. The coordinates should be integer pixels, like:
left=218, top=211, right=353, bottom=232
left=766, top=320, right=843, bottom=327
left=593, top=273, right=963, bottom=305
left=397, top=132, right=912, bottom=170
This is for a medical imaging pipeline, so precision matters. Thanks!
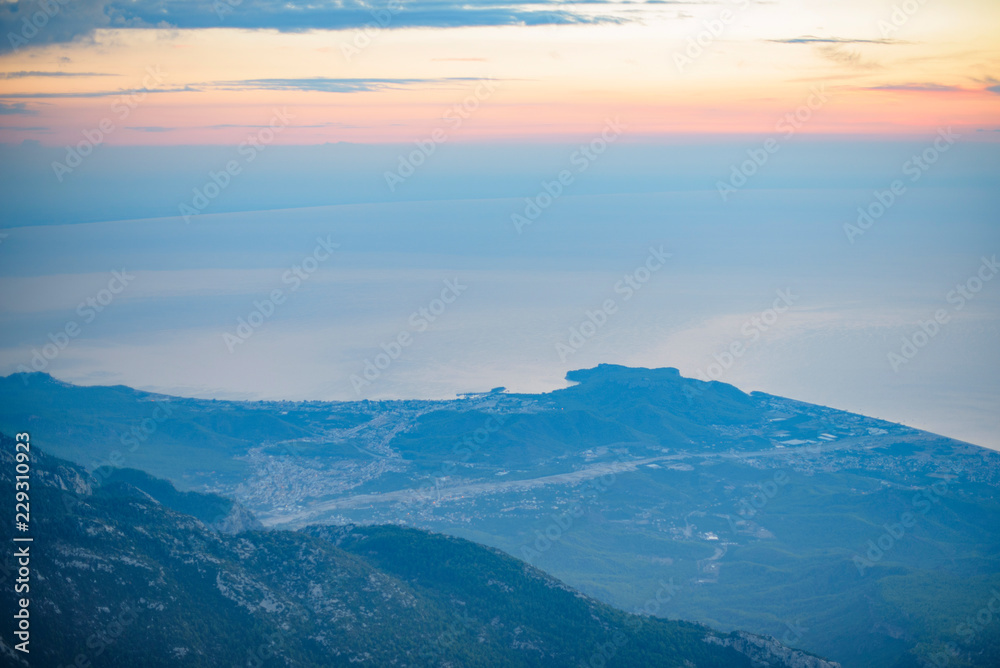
left=2, top=365, right=998, bottom=667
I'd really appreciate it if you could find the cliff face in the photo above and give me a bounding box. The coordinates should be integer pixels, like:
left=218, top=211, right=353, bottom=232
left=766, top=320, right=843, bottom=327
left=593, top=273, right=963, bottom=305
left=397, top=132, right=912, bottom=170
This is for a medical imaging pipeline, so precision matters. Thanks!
left=705, top=631, right=842, bottom=668
left=208, top=499, right=264, bottom=534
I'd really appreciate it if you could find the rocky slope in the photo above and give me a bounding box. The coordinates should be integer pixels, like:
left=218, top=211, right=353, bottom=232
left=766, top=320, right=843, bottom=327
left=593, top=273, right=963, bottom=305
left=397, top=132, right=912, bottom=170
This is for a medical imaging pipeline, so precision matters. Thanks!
left=0, top=433, right=837, bottom=667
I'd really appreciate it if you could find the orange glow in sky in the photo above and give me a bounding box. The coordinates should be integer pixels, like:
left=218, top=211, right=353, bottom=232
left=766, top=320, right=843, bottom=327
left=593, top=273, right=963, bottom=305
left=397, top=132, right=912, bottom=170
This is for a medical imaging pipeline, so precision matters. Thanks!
left=2, top=1, right=999, bottom=144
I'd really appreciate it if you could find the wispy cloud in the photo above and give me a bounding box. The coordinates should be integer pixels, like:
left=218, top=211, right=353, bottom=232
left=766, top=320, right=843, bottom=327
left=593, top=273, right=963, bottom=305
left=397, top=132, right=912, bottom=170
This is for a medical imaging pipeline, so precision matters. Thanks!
left=125, top=121, right=360, bottom=132
left=766, top=36, right=898, bottom=71
left=0, top=77, right=476, bottom=99
left=0, top=85, right=199, bottom=99
left=0, top=71, right=116, bottom=79
left=206, top=121, right=360, bottom=128
left=769, top=36, right=899, bottom=45
left=0, top=102, right=38, bottom=115
left=974, top=76, right=1000, bottom=95
left=863, top=83, right=965, bottom=92
left=209, top=77, right=482, bottom=93
left=0, top=0, right=628, bottom=54
left=816, top=45, right=882, bottom=71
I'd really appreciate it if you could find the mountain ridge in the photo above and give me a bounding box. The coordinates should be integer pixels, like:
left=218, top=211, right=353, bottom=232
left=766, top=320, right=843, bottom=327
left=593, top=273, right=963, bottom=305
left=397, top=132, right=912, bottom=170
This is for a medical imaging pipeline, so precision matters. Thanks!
left=1, top=366, right=997, bottom=667
left=0, top=433, right=838, bottom=667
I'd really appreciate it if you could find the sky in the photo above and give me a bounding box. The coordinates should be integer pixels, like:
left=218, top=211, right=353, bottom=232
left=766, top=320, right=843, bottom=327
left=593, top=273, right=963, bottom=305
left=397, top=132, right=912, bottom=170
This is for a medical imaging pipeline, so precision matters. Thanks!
left=0, top=0, right=998, bottom=449
left=0, top=0, right=999, bottom=143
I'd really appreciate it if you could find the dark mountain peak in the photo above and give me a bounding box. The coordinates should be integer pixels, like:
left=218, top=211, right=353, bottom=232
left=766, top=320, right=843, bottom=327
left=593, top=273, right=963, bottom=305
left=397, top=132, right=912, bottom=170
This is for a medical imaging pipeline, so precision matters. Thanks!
left=563, top=364, right=746, bottom=400
left=555, top=364, right=756, bottom=429
left=1, top=370, right=165, bottom=406
left=3, top=371, right=65, bottom=386
left=565, top=363, right=683, bottom=385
